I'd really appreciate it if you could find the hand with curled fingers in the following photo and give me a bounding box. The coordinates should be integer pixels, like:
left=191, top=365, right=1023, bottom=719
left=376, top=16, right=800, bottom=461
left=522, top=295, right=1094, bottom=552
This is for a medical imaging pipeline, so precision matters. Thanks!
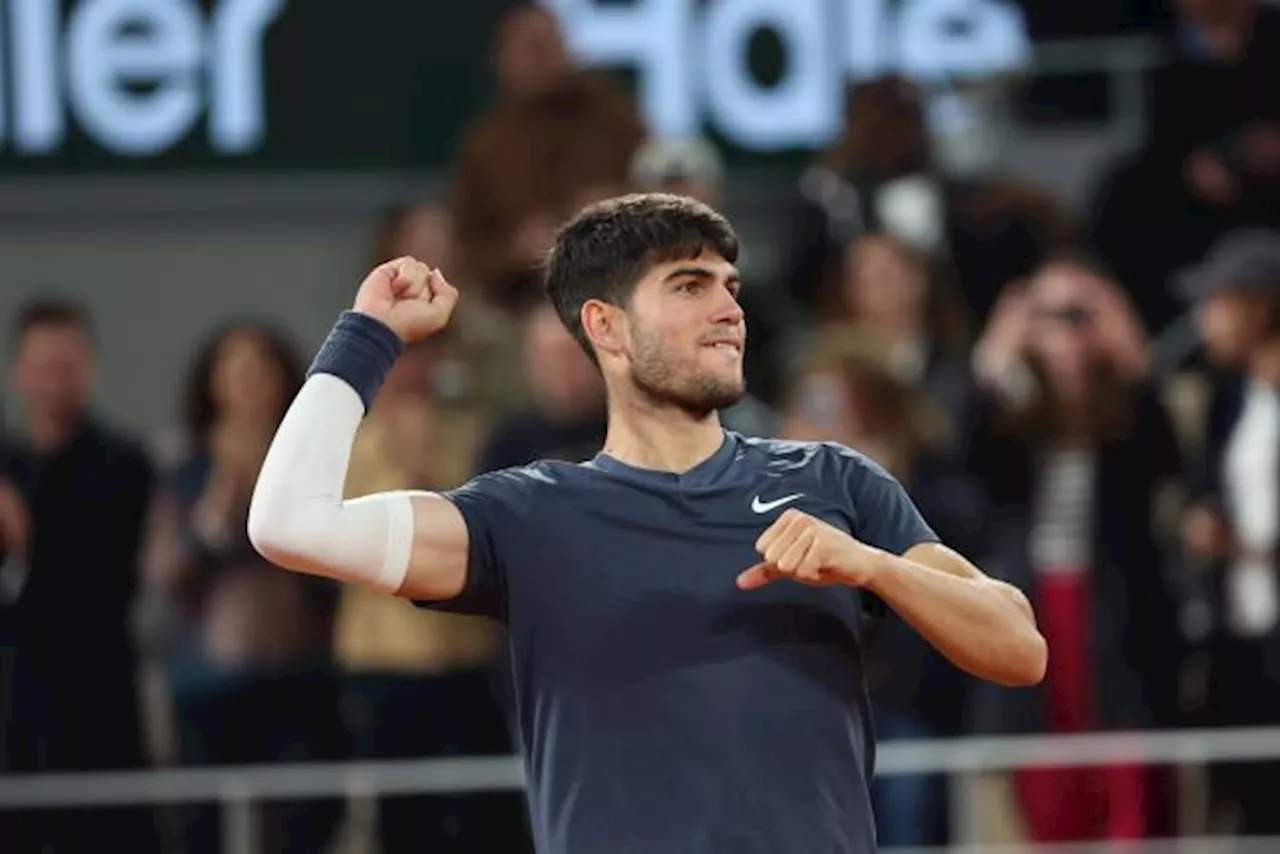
left=736, top=508, right=885, bottom=591
left=353, top=256, right=459, bottom=345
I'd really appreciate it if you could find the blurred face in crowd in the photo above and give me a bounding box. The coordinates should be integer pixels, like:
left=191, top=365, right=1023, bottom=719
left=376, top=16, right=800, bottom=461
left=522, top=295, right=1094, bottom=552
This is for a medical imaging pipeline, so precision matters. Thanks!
left=495, top=7, right=571, bottom=99
left=841, top=77, right=930, bottom=178
left=210, top=329, right=288, bottom=425
left=1198, top=290, right=1275, bottom=366
left=605, top=250, right=746, bottom=416
left=525, top=302, right=602, bottom=419
left=789, top=370, right=864, bottom=446
left=382, top=342, right=437, bottom=402
left=12, top=321, right=94, bottom=424
left=1026, top=263, right=1103, bottom=383
left=384, top=206, right=455, bottom=271
left=1176, top=0, right=1255, bottom=28
left=784, top=357, right=914, bottom=474
left=840, top=234, right=928, bottom=335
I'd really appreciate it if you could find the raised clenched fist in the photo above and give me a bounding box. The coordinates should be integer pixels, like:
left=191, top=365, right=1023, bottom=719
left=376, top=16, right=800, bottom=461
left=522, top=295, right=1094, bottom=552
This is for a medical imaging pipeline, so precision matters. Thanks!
left=353, top=256, right=459, bottom=344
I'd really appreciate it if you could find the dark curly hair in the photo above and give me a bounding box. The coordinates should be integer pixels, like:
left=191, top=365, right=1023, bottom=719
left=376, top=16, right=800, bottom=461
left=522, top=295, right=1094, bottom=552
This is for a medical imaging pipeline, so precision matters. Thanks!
left=543, top=192, right=739, bottom=361
left=181, top=320, right=304, bottom=447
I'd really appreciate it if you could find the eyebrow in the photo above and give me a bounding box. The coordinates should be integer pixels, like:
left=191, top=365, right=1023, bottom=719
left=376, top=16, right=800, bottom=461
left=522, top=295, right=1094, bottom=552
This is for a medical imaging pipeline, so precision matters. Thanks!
left=662, top=266, right=741, bottom=284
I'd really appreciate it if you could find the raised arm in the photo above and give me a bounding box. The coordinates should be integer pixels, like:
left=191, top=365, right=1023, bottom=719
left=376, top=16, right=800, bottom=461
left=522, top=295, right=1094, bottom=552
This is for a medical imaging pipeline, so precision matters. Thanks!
left=247, top=258, right=471, bottom=602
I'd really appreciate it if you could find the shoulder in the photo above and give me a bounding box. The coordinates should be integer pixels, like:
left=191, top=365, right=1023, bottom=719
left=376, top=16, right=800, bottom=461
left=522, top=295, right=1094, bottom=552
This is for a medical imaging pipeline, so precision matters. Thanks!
left=449, top=459, right=573, bottom=506
left=738, top=434, right=887, bottom=479
left=736, top=435, right=906, bottom=504
left=738, top=434, right=829, bottom=465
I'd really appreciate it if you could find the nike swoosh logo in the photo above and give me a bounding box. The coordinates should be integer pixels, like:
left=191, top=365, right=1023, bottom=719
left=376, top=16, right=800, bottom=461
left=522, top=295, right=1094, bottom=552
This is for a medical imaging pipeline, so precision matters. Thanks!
left=751, top=493, right=803, bottom=514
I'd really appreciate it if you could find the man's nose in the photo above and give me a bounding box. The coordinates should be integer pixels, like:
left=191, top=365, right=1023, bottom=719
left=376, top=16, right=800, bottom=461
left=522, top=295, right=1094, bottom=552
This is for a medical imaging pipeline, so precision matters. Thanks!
left=711, top=288, right=745, bottom=326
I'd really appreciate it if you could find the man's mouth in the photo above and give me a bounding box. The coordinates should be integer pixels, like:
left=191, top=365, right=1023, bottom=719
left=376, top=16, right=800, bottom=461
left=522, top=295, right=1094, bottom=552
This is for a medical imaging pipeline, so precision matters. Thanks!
left=702, top=339, right=742, bottom=355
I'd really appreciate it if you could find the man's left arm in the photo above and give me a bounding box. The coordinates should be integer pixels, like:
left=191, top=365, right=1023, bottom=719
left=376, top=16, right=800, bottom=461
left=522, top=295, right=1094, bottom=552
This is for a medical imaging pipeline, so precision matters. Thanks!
left=739, top=455, right=1045, bottom=688
left=864, top=541, right=1046, bottom=688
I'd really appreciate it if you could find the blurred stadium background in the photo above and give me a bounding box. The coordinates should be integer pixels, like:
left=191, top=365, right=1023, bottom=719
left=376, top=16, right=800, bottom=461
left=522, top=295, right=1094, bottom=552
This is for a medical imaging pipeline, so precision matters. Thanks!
left=3, top=0, right=1280, bottom=851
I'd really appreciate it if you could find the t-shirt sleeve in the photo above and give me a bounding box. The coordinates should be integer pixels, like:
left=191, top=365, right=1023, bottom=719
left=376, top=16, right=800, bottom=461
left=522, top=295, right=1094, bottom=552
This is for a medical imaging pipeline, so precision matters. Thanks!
left=839, top=448, right=939, bottom=556
left=414, top=468, right=534, bottom=621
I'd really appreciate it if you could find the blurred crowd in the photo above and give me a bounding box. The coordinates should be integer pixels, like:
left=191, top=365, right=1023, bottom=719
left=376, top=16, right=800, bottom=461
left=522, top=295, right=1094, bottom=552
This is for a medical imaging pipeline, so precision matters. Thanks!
left=4, top=1, right=1280, bottom=852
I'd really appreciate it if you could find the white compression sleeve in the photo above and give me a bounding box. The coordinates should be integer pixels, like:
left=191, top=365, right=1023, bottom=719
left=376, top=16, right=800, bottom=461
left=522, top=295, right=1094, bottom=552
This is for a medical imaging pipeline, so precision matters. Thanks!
left=247, top=373, right=417, bottom=593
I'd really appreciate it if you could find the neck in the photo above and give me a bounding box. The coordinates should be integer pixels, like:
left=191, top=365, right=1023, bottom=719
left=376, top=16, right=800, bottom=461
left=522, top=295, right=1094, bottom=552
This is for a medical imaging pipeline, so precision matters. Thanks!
left=25, top=409, right=83, bottom=453
left=602, top=392, right=726, bottom=473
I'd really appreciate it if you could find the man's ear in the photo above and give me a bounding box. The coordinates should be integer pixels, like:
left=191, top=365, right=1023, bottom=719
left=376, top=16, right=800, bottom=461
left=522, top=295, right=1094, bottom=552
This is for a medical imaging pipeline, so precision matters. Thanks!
left=581, top=299, right=626, bottom=358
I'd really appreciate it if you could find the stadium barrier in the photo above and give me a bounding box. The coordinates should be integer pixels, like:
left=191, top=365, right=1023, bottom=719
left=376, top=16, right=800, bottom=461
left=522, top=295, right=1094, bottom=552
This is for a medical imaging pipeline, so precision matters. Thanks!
left=5, top=726, right=1280, bottom=853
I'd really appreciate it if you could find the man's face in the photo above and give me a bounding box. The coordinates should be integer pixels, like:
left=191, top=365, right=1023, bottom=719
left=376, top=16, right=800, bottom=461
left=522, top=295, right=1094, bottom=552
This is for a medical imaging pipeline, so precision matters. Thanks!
left=1198, top=290, right=1274, bottom=366
left=12, top=323, right=94, bottom=422
left=613, top=250, right=747, bottom=416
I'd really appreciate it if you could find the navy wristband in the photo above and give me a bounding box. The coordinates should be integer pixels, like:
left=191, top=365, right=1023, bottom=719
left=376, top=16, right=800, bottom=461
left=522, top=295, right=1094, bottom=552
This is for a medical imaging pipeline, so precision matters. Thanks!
left=307, top=311, right=404, bottom=412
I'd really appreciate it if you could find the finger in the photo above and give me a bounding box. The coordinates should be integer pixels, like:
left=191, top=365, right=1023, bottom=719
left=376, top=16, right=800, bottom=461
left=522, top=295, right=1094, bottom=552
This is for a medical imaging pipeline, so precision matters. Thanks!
left=762, top=523, right=803, bottom=568
left=390, top=259, right=429, bottom=298
left=755, top=508, right=805, bottom=556
left=794, top=549, right=826, bottom=583
left=425, top=268, right=458, bottom=304
left=773, top=526, right=814, bottom=574
left=736, top=562, right=781, bottom=590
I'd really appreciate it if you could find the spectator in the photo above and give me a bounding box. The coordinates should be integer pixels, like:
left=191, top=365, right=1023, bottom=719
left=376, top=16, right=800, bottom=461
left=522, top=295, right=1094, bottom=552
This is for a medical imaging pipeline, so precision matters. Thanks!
left=780, top=74, right=1076, bottom=328
left=144, top=322, right=345, bottom=854
left=0, top=447, right=39, bottom=849
left=781, top=326, right=986, bottom=848
left=1090, top=0, right=1280, bottom=332
left=1, top=299, right=160, bottom=853
left=965, top=255, right=1185, bottom=843
left=1176, top=229, right=1280, bottom=836
left=372, top=203, right=526, bottom=420
left=629, top=136, right=726, bottom=211
left=452, top=3, right=647, bottom=310
left=474, top=300, right=607, bottom=473
left=338, top=337, right=528, bottom=854
left=816, top=231, right=973, bottom=436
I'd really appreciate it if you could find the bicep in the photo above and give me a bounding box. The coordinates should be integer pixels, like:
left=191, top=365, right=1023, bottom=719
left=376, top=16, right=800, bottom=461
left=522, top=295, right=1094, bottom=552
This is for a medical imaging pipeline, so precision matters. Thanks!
left=398, top=493, right=471, bottom=602
left=249, top=483, right=457, bottom=597
left=250, top=484, right=489, bottom=607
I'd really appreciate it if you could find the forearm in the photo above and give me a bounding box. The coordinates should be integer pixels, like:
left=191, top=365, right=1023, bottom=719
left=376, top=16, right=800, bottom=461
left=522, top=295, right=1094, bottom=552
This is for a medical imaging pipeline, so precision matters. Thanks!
left=865, top=551, right=1046, bottom=687
left=248, top=314, right=417, bottom=593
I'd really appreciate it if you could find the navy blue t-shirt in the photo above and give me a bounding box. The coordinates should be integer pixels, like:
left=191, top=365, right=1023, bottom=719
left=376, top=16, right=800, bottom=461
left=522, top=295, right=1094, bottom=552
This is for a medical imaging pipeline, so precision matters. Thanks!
left=422, top=431, right=938, bottom=854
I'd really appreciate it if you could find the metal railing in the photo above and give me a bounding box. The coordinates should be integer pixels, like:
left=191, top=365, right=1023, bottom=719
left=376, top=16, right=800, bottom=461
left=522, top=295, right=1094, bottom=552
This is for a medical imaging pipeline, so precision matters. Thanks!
left=6, top=726, right=1280, bottom=853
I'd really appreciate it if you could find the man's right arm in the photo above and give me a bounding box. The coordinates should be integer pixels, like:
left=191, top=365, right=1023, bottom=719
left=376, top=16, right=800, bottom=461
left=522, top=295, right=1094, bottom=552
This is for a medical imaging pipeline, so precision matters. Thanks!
left=248, top=257, right=472, bottom=603
left=247, top=373, right=470, bottom=601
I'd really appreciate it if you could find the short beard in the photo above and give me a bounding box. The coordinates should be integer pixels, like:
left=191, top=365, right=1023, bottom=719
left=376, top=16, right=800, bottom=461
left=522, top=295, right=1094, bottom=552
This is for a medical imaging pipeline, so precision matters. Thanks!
left=628, top=328, right=745, bottom=417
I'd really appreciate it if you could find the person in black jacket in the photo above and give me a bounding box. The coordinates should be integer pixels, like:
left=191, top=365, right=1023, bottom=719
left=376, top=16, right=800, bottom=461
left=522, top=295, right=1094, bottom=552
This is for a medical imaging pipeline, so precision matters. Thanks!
left=1176, top=229, right=1280, bottom=835
left=965, top=253, right=1186, bottom=842
left=3, top=298, right=159, bottom=853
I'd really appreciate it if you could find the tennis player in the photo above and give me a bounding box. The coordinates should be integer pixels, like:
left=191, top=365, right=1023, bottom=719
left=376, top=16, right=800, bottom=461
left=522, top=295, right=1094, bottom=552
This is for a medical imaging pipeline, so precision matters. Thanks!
left=249, top=193, right=1046, bottom=853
